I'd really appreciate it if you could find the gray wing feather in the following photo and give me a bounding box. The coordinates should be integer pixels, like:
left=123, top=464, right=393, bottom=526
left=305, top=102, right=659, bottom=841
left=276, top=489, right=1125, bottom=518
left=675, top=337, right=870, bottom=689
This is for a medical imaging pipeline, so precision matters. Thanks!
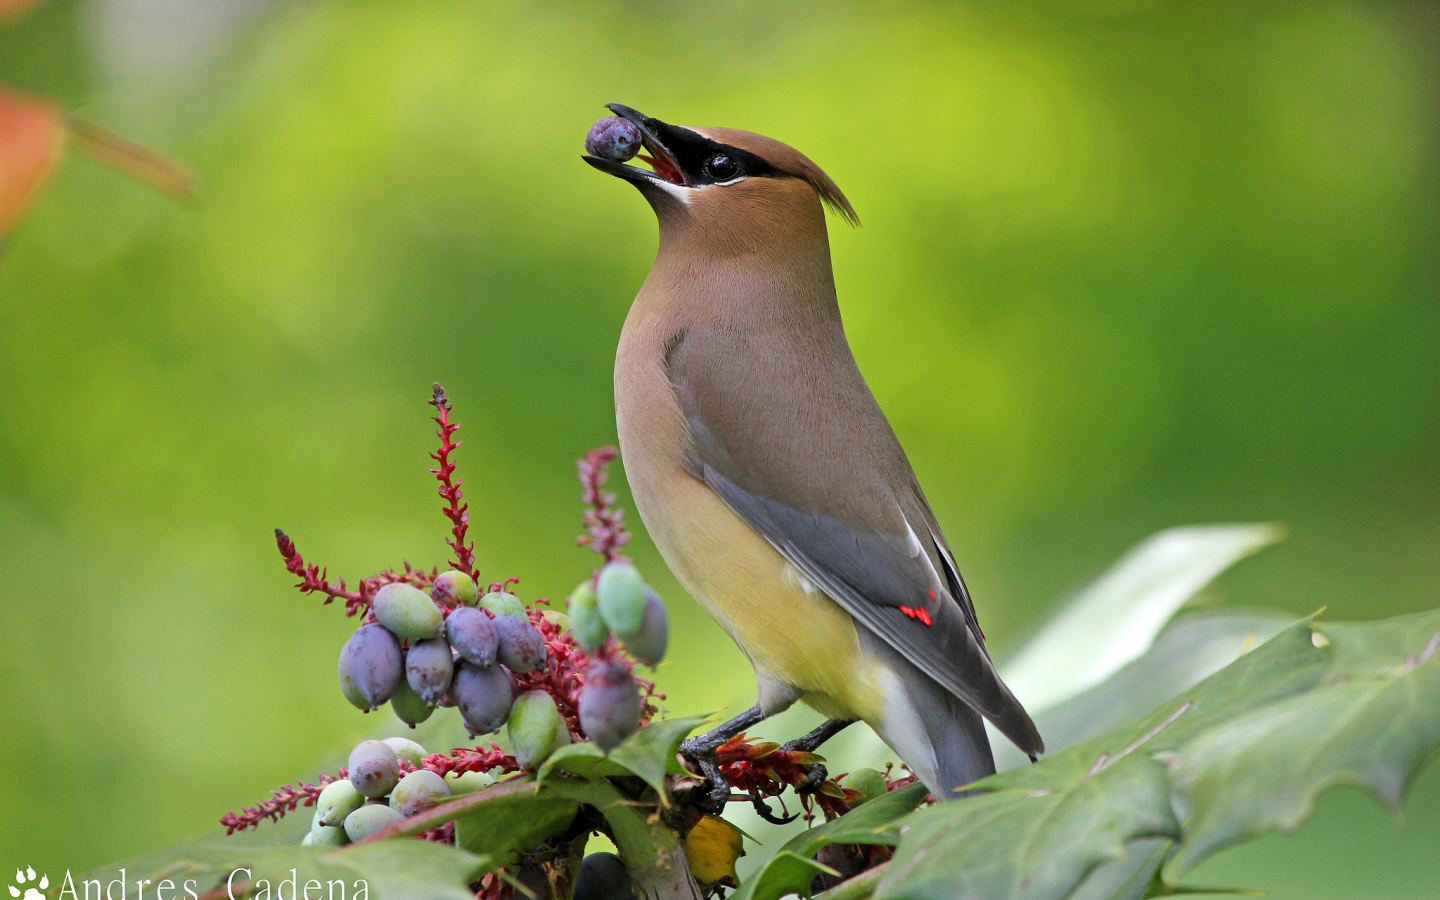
left=698, top=462, right=1044, bottom=755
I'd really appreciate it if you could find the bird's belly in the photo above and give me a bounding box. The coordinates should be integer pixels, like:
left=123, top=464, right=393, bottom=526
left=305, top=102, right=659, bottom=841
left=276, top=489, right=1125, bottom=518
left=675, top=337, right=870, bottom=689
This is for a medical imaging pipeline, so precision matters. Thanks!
left=614, top=330, right=885, bottom=722
left=662, top=483, right=878, bottom=716
left=632, top=459, right=884, bottom=722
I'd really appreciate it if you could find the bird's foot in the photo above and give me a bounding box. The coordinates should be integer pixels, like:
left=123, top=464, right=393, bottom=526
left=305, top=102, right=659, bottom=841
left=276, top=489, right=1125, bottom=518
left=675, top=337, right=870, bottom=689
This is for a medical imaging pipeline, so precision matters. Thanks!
left=677, top=739, right=733, bottom=813
left=779, top=718, right=855, bottom=794
left=792, top=761, right=830, bottom=795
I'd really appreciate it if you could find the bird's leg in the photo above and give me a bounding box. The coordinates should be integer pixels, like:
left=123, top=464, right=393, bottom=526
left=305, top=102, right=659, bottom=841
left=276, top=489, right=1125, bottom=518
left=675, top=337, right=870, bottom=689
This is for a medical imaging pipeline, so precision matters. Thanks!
left=678, top=706, right=768, bottom=811
left=781, top=718, right=856, bottom=793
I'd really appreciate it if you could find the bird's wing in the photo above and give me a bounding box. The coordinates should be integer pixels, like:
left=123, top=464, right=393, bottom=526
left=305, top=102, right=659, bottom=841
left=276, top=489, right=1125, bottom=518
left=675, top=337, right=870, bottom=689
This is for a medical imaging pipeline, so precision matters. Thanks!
left=666, top=325, right=1043, bottom=756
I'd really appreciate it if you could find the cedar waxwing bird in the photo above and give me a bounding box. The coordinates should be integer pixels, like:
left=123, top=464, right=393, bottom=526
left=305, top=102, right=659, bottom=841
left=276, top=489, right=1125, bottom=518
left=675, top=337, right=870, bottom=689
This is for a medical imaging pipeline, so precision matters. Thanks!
left=584, top=104, right=1043, bottom=803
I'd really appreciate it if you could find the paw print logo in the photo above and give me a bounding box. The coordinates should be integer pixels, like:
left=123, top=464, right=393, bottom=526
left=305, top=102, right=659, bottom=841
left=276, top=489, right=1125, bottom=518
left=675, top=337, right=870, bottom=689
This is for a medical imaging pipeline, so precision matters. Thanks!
left=9, top=868, right=48, bottom=900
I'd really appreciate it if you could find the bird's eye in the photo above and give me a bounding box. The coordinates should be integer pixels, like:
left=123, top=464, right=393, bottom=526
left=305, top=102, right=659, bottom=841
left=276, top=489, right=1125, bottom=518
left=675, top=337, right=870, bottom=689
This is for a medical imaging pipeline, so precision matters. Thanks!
left=704, top=154, right=741, bottom=181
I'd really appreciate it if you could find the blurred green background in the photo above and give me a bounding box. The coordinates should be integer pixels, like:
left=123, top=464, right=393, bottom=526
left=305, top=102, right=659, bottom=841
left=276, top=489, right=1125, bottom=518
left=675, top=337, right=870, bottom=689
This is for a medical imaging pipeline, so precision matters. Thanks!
left=1, top=0, right=1437, bottom=894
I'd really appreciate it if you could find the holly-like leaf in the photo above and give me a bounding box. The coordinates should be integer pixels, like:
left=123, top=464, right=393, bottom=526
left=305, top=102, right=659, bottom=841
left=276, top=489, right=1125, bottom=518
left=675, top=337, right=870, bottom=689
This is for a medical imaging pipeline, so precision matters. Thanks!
left=733, top=783, right=929, bottom=900
left=1165, top=610, right=1440, bottom=878
left=1000, top=524, right=1283, bottom=713
left=76, top=837, right=488, bottom=900
left=1064, top=838, right=1168, bottom=900
left=871, top=612, right=1440, bottom=900
left=734, top=851, right=837, bottom=900
left=0, top=88, right=66, bottom=238
left=876, top=749, right=1179, bottom=900
left=604, top=712, right=713, bottom=794
left=995, top=609, right=1296, bottom=770
left=539, top=712, right=712, bottom=796
left=449, top=780, right=579, bottom=866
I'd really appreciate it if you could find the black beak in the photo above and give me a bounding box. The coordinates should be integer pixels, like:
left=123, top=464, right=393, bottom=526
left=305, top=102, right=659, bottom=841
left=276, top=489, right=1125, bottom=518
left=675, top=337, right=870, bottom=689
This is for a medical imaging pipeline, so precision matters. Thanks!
left=582, top=103, right=689, bottom=187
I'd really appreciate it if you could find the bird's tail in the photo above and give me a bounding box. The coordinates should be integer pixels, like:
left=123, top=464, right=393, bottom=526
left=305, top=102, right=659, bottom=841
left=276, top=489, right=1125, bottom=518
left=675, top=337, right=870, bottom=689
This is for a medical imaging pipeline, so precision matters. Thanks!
left=858, top=629, right=996, bottom=799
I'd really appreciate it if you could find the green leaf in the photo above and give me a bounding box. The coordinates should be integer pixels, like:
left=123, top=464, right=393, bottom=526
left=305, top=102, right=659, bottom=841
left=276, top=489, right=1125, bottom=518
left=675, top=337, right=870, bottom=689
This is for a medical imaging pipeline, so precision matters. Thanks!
left=872, top=612, right=1440, bottom=900
left=872, top=622, right=1318, bottom=900
left=732, top=784, right=928, bottom=900
left=995, top=610, right=1296, bottom=770
left=1000, top=524, right=1283, bottom=713
left=1065, top=838, right=1169, bottom=900
left=605, top=712, right=714, bottom=794
left=535, top=741, right=634, bottom=782
left=1164, top=610, right=1440, bottom=878
left=450, top=780, right=579, bottom=866
left=538, top=712, right=712, bottom=796
left=785, top=783, right=931, bottom=857
left=76, top=838, right=489, bottom=900
left=876, top=750, right=1179, bottom=900
left=732, top=851, right=837, bottom=900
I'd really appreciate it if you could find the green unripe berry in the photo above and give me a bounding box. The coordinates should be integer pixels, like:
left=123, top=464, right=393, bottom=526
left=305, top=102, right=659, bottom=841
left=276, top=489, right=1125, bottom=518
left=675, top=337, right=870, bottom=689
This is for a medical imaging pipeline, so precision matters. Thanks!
left=343, top=803, right=405, bottom=841
left=597, top=563, right=648, bottom=637
left=373, top=583, right=444, bottom=640
left=315, top=780, right=365, bottom=827
left=444, top=770, right=494, bottom=795
left=390, top=676, right=433, bottom=728
left=383, top=737, right=429, bottom=769
left=300, top=831, right=317, bottom=847
left=348, top=740, right=400, bottom=798
left=508, top=690, right=566, bottom=769
left=541, top=610, right=570, bottom=631
left=431, top=570, right=479, bottom=607
left=840, top=768, right=888, bottom=806
left=567, top=580, right=608, bottom=653
left=309, top=811, right=350, bottom=846
left=478, top=590, right=526, bottom=618
left=389, top=770, right=451, bottom=818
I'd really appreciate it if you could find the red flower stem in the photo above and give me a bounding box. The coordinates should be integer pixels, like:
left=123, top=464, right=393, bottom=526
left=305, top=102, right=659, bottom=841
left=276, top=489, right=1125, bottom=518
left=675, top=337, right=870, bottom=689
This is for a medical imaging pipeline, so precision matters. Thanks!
left=577, top=447, right=630, bottom=565
left=430, top=383, right=479, bottom=582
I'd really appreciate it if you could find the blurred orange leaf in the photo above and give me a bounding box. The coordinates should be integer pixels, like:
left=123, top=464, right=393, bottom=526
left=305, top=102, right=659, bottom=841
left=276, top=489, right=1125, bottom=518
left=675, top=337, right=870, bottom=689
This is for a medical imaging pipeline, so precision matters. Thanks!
left=0, top=88, right=65, bottom=238
left=0, top=0, right=40, bottom=22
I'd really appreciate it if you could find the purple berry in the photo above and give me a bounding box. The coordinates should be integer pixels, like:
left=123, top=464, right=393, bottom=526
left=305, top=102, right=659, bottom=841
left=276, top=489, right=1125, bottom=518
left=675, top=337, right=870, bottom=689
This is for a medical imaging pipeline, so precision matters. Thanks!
left=585, top=116, right=643, bottom=163
left=347, top=740, right=399, bottom=798
left=579, top=662, right=642, bottom=751
left=494, top=614, right=547, bottom=674
left=445, top=606, right=498, bottom=668
left=452, top=661, right=515, bottom=736
left=406, top=637, right=454, bottom=706
left=339, top=623, right=402, bottom=711
left=574, top=852, right=633, bottom=900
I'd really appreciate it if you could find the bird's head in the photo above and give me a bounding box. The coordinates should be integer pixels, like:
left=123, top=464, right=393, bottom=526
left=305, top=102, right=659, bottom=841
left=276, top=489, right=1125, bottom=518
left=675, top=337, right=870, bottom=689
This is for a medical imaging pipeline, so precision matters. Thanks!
left=583, top=104, right=858, bottom=246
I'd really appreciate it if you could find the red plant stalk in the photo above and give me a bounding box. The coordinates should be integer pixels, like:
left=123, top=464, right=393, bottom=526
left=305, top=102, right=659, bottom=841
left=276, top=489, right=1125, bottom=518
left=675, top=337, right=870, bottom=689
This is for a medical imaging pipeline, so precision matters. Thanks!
left=576, top=447, right=629, bottom=564
left=275, top=529, right=435, bottom=618
left=220, top=770, right=345, bottom=835
left=430, top=383, right=479, bottom=582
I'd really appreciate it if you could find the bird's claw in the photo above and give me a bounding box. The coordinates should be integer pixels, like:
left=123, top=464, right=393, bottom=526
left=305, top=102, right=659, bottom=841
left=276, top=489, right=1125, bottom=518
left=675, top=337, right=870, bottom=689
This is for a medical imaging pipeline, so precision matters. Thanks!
left=794, top=761, right=829, bottom=795
left=678, top=741, right=732, bottom=814
left=749, top=788, right=799, bottom=825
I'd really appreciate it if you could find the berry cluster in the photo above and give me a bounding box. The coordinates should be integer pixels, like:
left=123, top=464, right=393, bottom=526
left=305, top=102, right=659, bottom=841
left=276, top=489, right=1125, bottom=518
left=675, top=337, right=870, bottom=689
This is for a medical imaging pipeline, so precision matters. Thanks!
left=221, top=384, right=904, bottom=899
